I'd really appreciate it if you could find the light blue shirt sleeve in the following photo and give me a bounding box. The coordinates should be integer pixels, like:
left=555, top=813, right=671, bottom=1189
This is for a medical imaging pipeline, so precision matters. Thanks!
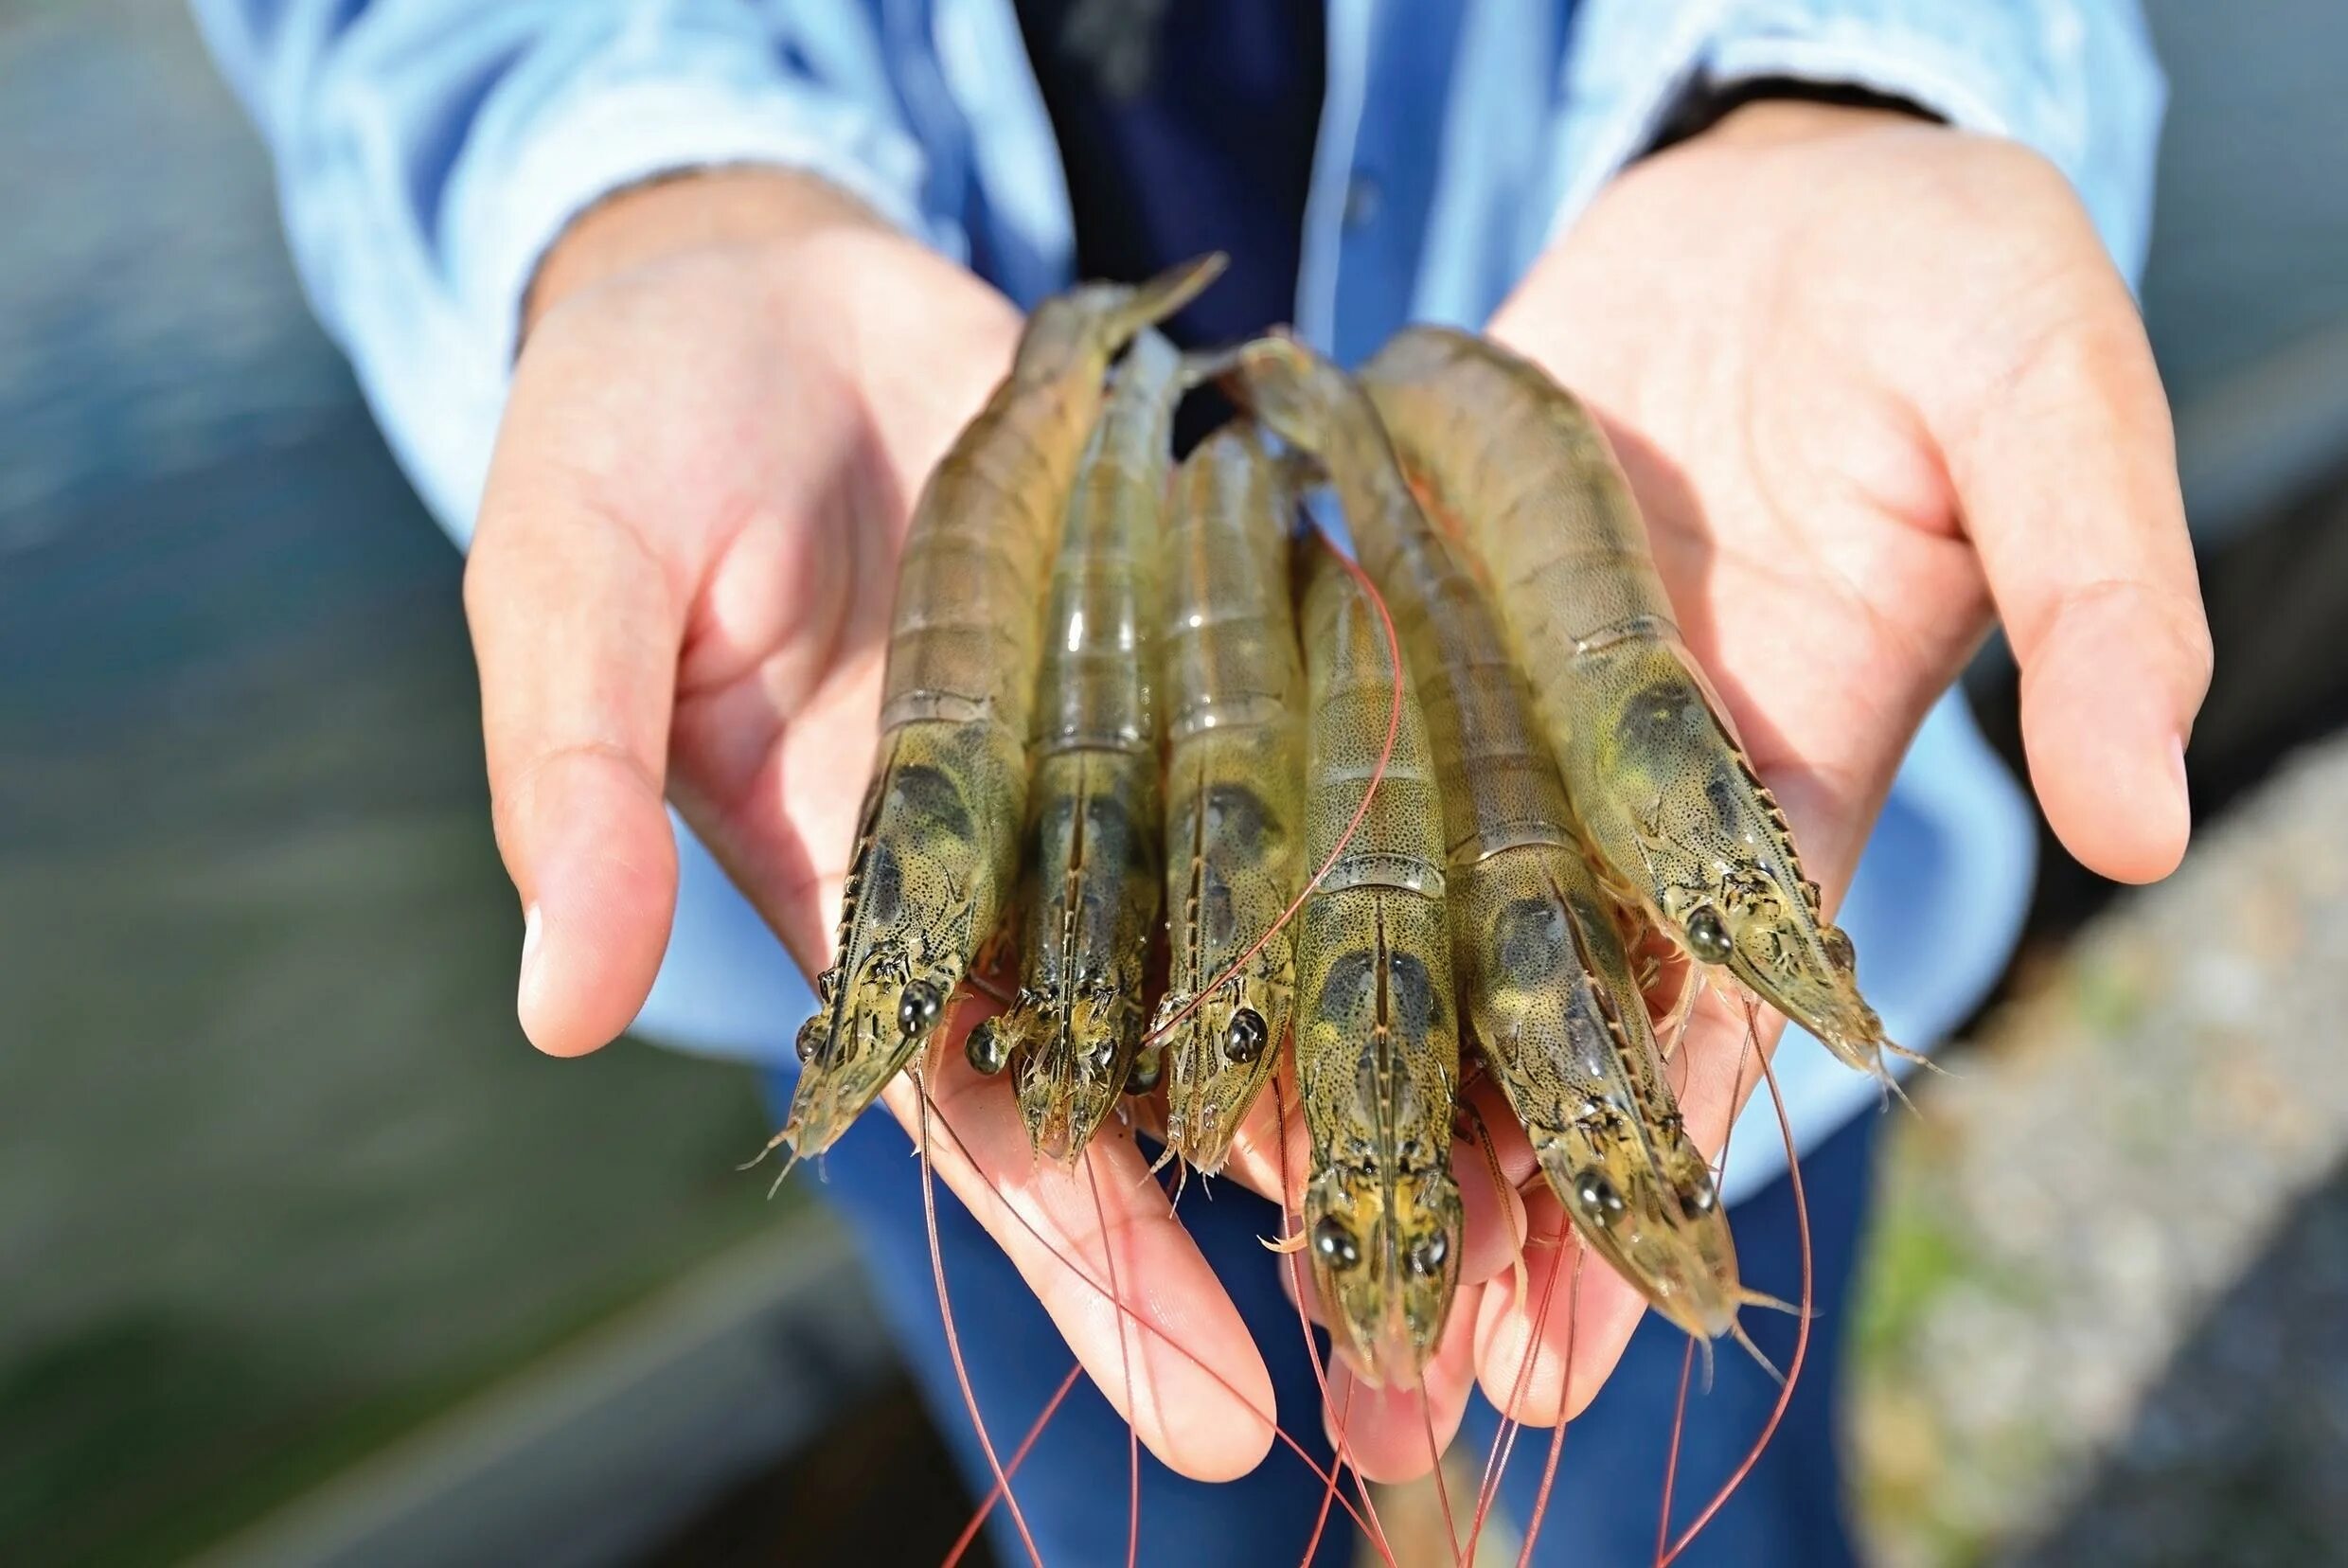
left=187, top=1, right=951, bottom=543
left=1562, top=0, right=2165, bottom=278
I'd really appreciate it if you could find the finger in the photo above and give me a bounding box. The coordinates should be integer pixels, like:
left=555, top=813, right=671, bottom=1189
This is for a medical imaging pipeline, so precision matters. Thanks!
left=1325, top=1287, right=1483, bottom=1484
left=1453, top=1088, right=1532, bottom=1289
left=890, top=1009, right=1278, bottom=1484
left=1212, top=1059, right=1315, bottom=1211
left=1926, top=276, right=2212, bottom=883
left=466, top=447, right=685, bottom=1057
left=1472, top=1191, right=1647, bottom=1425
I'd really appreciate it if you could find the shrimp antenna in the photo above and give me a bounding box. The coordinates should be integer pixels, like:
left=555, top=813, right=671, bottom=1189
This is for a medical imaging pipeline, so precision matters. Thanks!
left=1514, top=1252, right=1585, bottom=1568
left=942, top=1363, right=1081, bottom=1568
left=1655, top=1009, right=1814, bottom=1567
left=913, top=1078, right=1382, bottom=1547
left=1083, top=1146, right=1145, bottom=1568
left=1728, top=1321, right=1786, bottom=1388
left=916, top=1050, right=1045, bottom=1568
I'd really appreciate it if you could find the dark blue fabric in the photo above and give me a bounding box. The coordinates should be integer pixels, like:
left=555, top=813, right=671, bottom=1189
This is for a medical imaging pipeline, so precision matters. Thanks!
left=766, top=1067, right=1877, bottom=1565
left=1011, top=0, right=1324, bottom=349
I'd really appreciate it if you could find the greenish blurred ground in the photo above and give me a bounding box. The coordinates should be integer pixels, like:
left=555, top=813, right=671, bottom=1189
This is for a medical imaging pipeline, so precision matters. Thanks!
left=0, top=3, right=790, bottom=1561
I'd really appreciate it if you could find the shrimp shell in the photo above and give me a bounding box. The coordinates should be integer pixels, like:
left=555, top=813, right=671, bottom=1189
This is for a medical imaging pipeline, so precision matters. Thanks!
left=1360, top=326, right=1898, bottom=1083
left=780, top=255, right=1228, bottom=1160
left=1152, top=423, right=1307, bottom=1174
left=1290, top=543, right=1463, bottom=1390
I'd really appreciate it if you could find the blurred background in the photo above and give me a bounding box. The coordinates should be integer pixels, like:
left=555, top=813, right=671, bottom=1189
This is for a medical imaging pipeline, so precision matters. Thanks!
left=3, top=2, right=2344, bottom=1564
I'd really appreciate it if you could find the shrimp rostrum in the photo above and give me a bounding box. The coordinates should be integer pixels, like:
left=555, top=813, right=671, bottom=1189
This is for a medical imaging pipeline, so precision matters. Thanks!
left=779, top=255, right=1226, bottom=1160
left=966, top=328, right=1190, bottom=1163
left=1361, top=326, right=1903, bottom=1084
left=1227, top=336, right=1756, bottom=1351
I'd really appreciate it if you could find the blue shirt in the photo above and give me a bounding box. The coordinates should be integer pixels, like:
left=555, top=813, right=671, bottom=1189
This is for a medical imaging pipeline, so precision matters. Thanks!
left=191, top=0, right=2166, bottom=1201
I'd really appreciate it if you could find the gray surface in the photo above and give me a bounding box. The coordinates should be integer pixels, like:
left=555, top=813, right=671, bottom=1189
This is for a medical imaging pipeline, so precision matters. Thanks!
left=0, top=4, right=839, bottom=1562
left=202, top=1227, right=891, bottom=1568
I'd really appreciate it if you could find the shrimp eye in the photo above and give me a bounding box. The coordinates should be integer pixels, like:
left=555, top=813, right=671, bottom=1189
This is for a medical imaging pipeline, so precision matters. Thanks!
left=794, top=1015, right=823, bottom=1064
left=1312, top=1216, right=1361, bottom=1270
left=1822, top=925, right=1856, bottom=971
left=1125, top=1047, right=1164, bottom=1096
left=898, top=981, right=944, bottom=1038
left=1574, top=1169, right=1627, bottom=1225
left=1406, top=1231, right=1450, bottom=1279
left=1223, top=1007, right=1268, bottom=1063
left=1680, top=1168, right=1717, bottom=1215
left=1684, top=907, right=1734, bottom=964
left=965, top=1019, right=1010, bottom=1076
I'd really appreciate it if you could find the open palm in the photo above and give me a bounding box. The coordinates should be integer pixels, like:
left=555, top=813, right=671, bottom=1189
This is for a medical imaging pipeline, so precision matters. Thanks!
left=1458, top=102, right=2212, bottom=1430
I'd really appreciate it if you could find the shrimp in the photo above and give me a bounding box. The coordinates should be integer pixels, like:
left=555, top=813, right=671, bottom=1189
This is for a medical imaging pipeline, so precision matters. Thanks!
left=1150, top=423, right=1307, bottom=1174
left=1288, top=543, right=1463, bottom=1389
left=1359, top=326, right=1902, bottom=1084
left=1225, top=337, right=1761, bottom=1352
left=778, top=254, right=1227, bottom=1161
left=963, top=328, right=1189, bottom=1163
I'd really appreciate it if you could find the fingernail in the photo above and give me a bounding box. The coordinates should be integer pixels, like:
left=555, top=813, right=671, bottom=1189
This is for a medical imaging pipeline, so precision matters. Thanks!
left=519, top=903, right=545, bottom=1009
left=2169, top=735, right=2191, bottom=814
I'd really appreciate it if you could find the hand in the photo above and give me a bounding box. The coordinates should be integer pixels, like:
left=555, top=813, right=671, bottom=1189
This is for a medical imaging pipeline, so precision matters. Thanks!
left=468, top=170, right=1299, bottom=1480
left=1467, top=102, right=2213, bottom=1428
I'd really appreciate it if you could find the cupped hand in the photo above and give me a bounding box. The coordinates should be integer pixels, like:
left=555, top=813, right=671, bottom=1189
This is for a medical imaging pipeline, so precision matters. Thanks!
left=468, top=170, right=1300, bottom=1482
left=1466, top=101, right=2213, bottom=1428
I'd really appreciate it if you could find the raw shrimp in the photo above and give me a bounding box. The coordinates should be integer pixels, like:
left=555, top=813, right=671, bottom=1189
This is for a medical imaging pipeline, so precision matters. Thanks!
left=1360, top=326, right=1900, bottom=1083
left=1289, top=544, right=1463, bottom=1389
left=1151, top=423, right=1307, bottom=1174
left=964, top=328, right=1187, bottom=1163
left=1225, top=336, right=1757, bottom=1350
left=778, top=255, right=1227, bottom=1160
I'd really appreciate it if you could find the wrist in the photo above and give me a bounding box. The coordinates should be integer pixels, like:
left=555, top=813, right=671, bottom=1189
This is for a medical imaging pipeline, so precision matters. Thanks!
left=524, top=167, right=895, bottom=333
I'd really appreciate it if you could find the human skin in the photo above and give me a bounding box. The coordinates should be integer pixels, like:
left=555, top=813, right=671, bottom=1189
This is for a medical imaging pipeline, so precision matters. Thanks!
left=465, top=101, right=2209, bottom=1485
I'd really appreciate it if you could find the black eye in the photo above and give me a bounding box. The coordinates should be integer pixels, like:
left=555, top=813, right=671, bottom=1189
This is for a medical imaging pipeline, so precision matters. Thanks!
left=1574, top=1169, right=1627, bottom=1225
left=1125, top=1047, right=1163, bottom=1096
left=1407, top=1231, right=1449, bottom=1279
left=1680, top=1168, right=1717, bottom=1215
left=1822, top=925, right=1856, bottom=971
left=794, top=1016, right=822, bottom=1064
left=898, top=981, right=944, bottom=1038
left=1223, top=1007, right=1268, bottom=1063
left=1684, top=907, right=1733, bottom=964
left=1312, top=1216, right=1361, bottom=1270
left=965, top=1019, right=1009, bottom=1076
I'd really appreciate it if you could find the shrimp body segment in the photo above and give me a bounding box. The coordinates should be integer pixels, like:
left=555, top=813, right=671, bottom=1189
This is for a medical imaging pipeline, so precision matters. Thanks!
left=968, top=328, right=1192, bottom=1163
left=1153, top=425, right=1307, bottom=1174
left=1228, top=337, right=1742, bottom=1340
left=1288, top=546, right=1464, bottom=1390
left=782, top=257, right=1227, bottom=1159
left=1360, top=327, right=1895, bottom=1082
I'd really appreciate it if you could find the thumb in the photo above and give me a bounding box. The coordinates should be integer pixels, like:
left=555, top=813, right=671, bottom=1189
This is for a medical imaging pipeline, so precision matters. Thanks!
left=465, top=466, right=683, bottom=1056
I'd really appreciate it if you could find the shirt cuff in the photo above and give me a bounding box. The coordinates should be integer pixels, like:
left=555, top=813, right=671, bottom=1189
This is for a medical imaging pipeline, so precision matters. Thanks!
left=443, top=75, right=944, bottom=373
left=1556, top=0, right=2165, bottom=281
left=1698, top=1, right=2163, bottom=276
